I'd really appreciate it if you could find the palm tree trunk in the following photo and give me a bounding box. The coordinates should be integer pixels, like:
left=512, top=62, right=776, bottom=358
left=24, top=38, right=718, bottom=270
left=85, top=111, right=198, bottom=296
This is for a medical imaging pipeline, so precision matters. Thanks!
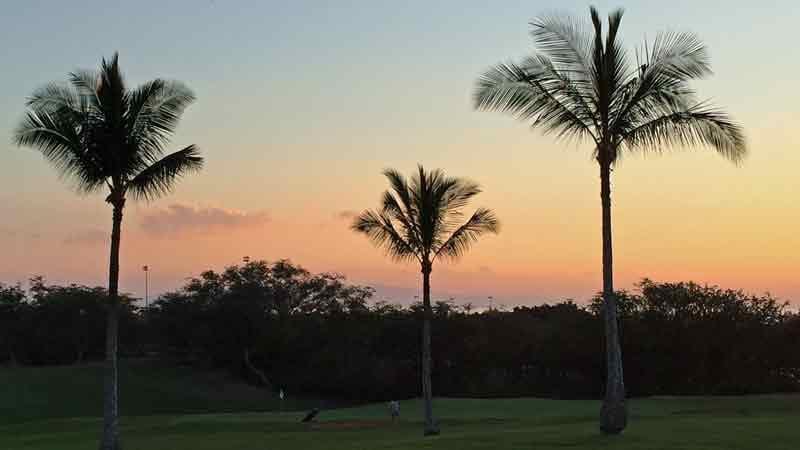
left=421, top=264, right=439, bottom=436
left=243, top=347, right=272, bottom=389
left=100, top=200, right=124, bottom=450
left=598, top=159, right=627, bottom=434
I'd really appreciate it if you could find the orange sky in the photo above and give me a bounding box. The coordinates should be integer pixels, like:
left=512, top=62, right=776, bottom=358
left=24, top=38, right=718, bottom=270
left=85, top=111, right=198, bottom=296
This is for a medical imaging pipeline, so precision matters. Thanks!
left=0, top=1, right=798, bottom=306
left=2, top=117, right=797, bottom=306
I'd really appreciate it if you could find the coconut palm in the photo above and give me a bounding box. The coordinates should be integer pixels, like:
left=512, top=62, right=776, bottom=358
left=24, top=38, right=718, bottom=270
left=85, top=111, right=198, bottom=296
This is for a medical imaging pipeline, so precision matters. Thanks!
left=352, top=165, right=499, bottom=436
left=474, top=7, right=745, bottom=434
left=13, top=53, right=203, bottom=450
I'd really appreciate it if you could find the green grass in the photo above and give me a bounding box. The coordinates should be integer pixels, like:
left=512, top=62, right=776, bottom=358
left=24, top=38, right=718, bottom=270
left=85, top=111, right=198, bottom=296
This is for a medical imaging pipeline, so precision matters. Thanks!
left=2, top=361, right=799, bottom=449
left=0, top=359, right=326, bottom=423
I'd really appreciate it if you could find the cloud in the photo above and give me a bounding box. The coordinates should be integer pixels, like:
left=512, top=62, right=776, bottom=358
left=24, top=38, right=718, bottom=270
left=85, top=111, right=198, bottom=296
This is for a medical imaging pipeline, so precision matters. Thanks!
left=64, top=229, right=107, bottom=246
left=335, top=210, right=359, bottom=220
left=140, top=203, right=270, bottom=236
left=1, top=227, right=43, bottom=241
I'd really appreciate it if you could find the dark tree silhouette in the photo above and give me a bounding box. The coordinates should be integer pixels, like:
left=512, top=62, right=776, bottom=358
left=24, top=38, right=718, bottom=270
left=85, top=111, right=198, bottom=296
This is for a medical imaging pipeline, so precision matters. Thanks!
left=474, top=6, right=746, bottom=433
left=0, top=283, right=26, bottom=366
left=352, top=165, right=499, bottom=435
left=14, top=53, right=203, bottom=450
left=2, top=275, right=797, bottom=401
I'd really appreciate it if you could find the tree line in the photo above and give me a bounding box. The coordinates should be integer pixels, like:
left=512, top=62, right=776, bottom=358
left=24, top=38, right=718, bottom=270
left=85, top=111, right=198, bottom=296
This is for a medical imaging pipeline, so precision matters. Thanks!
left=3, top=262, right=797, bottom=401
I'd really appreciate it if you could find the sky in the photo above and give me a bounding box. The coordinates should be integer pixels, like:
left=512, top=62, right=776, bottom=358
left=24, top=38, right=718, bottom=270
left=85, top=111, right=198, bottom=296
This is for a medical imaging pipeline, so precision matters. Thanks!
left=0, top=0, right=798, bottom=307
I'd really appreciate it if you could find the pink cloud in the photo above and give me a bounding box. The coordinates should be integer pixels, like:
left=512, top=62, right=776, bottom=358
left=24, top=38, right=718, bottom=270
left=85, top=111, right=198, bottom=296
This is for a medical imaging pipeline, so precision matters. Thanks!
left=335, top=210, right=359, bottom=220
left=139, top=203, right=270, bottom=236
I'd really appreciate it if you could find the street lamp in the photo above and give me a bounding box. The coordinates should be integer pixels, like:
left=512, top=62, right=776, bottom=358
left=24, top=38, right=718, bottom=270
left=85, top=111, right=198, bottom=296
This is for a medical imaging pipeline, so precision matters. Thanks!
left=142, top=265, right=149, bottom=309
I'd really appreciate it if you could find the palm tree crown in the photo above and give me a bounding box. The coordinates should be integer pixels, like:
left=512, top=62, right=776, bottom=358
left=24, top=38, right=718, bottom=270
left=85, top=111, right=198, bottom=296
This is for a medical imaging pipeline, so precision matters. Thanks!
left=352, top=165, right=499, bottom=269
left=14, top=53, right=203, bottom=204
left=474, top=7, right=746, bottom=163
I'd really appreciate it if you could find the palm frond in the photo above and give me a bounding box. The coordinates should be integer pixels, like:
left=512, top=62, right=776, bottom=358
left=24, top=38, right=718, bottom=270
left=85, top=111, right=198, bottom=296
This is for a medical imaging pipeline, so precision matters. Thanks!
left=67, top=69, right=104, bottom=115
left=381, top=190, right=422, bottom=250
left=589, top=6, right=604, bottom=87
left=602, top=9, right=629, bottom=102
left=127, top=80, right=196, bottom=159
left=438, top=176, right=481, bottom=215
left=381, top=168, right=424, bottom=249
left=590, top=7, right=629, bottom=140
left=434, top=208, right=500, bottom=261
left=97, top=53, right=126, bottom=123
left=13, top=111, right=107, bottom=194
left=382, top=168, right=417, bottom=217
left=530, top=11, right=592, bottom=76
left=27, top=83, right=82, bottom=113
left=610, top=32, right=710, bottom=135
left=409, top=165, right=437, bottom=253
left=125, top=79, right=165, bottom=143
left=351, top=209, right=420, bottom=263
left=621, top=102, right=746, bottom=163
left=127, top=145, right=204, bottom=201
left=68, top=69, right=99, bottom=93
left=525, top=55, right=598, bottom=130
left=427, top=171, right=462, bottom=251
left=474, top=60, right=597, bottom=143
left=642, top=32, right=710, bottom=81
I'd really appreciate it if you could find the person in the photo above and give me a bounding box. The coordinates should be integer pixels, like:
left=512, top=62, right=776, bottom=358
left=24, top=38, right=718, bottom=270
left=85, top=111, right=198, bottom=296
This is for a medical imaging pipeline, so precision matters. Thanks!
left=388, top=400, right=400, bottom=423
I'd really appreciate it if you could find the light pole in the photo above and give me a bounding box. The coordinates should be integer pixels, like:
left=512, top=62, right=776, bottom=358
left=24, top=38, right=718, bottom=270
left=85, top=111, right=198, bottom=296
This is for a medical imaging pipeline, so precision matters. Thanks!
left=142, top=265, right=149, bottom=309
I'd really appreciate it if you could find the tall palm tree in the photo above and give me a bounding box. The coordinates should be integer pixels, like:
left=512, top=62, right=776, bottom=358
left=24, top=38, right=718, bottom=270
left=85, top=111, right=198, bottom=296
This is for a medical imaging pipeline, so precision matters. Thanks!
left=474, top=7, right=745, bottom=434
left=14, top=53, right=203, bottom=450
left=352, top=165, right=499, bottom=436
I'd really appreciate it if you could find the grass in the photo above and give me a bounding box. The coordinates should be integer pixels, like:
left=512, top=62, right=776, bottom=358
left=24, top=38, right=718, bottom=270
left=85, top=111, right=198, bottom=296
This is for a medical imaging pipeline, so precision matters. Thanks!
left=0, top=359, right=325, bottom=424
left=2, top=361, right=799, bottom=449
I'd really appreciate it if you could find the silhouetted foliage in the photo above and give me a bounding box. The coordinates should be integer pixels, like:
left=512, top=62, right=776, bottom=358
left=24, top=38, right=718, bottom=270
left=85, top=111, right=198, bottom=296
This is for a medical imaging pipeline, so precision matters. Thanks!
left=146, top=260, right=375, bottom=387
left=590, top=280, right=793, bottom=395
left=1, top=272, right=797, bottom=402
left=0, top=278, right=137, bottom=366
left=0, top=283, right=26, bottom=366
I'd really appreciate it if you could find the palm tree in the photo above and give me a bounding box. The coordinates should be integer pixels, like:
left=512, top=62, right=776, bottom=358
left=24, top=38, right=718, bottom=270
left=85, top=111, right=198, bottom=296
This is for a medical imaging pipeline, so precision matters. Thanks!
left=14, top=53, right=203, bottom=450
left=352, top=165, right=499, bottom=436
left=474, top=7, right=745, bottom=434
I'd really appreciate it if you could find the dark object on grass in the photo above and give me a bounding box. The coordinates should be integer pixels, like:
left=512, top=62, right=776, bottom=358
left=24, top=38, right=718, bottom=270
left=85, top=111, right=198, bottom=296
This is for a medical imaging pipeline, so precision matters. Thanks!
left=301, top=408, right=320, bottom=423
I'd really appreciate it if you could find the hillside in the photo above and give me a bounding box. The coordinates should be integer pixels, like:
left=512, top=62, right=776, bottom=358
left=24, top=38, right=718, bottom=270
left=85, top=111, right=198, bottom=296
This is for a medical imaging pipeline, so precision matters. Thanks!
left=0, top=359, right=323, bottom=423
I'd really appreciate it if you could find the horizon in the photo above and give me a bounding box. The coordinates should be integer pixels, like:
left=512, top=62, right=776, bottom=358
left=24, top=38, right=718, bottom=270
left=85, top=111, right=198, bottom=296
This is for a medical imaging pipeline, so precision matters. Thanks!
left=1, top=0, right=798, bottom=305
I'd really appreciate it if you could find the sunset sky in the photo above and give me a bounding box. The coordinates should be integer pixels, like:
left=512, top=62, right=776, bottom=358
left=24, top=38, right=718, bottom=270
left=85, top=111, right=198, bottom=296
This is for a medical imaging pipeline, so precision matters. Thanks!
left=0, top=0, right=798, bottom=307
